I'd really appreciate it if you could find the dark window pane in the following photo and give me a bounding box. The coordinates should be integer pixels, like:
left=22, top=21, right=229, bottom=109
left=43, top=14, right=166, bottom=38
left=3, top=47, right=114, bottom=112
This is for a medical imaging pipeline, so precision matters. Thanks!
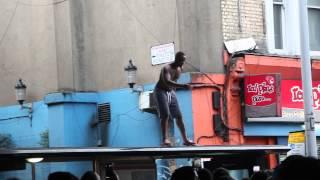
left=308, top=0, right=320, bottom=6
left=308, top=9, right=320, bottom=51
left=273, top=4, right=283, bottom=49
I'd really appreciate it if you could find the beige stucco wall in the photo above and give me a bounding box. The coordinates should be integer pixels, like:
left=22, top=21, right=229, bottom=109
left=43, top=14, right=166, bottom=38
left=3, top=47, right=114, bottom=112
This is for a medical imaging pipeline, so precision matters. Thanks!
left=0, top=0, right=224, bottom=105
left=178, top=0, right=224, bottom=73
left=81, top=0, right=179, bottom=91
left=69, top=0, right=224, bottom=91
left=0, top=0, right=58, bottom=106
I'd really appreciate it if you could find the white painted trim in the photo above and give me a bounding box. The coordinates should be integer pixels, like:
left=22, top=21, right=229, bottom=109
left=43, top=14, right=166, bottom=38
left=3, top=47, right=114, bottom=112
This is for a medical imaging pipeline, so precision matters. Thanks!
left=265, top=0, right=320, bottom=56
left=311, top=51, right=320, bottom=57
left=265, top=0, right=276, bottom=51
left=308, top=5, right=320, bottom=54
left=265, top=0, right=287, bottom=54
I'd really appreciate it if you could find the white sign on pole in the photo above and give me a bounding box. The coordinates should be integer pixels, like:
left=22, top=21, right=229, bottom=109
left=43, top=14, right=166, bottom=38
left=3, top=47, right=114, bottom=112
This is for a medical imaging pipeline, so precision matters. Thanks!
left=151, top=43, right=175, bottom=65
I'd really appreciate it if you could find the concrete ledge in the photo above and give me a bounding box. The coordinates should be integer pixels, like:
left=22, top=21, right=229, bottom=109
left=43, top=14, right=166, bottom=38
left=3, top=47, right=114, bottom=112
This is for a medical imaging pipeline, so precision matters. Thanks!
left=44, top=92, right=98, bottom=105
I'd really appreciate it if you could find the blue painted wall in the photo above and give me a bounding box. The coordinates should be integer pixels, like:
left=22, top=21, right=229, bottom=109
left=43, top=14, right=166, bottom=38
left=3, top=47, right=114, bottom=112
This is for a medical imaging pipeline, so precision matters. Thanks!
left=0, top=101, right=48, bottom=148
left=48, top=103, right=97, bottom=147
left=0, top=101, right=50, bottom=179
left=244, top=123, right=304, bottom=136
left=0, top=73, right=195, bottom=179
left=97, top=73, right=194, bottom=148
left=45, top=93, right=98, bottom=177
left=173, top=90, right=194, bottom=145
left=0, top=92, right=98, bottom=179
left=2, top=74, right=320, bottom=179
left=98, top=87, right=194, bottom=147
left=98, top=87, right=160, bottom=147
left=244, top=122, right=320, bottom=136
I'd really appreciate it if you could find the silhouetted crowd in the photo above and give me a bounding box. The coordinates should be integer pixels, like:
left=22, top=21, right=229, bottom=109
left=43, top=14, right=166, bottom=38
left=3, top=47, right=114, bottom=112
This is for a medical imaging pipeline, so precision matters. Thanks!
left=171, top=166, right=235, bottom=180
left=5, top=155, right=320, bottom=180
left=170, top=155, right=320, bottom=180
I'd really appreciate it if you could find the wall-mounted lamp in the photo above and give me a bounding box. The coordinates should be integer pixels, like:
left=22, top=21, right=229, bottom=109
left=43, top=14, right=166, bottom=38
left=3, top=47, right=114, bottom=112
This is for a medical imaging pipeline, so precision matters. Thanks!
left=124, top=60, right=143, bottom=92
left=26, top=157, right=44, bottom=163
left=15, top=79, right=33, bottom=122
left=15, top=79, right=27, bottom=106
left=124, top=59, right=137, bottom=88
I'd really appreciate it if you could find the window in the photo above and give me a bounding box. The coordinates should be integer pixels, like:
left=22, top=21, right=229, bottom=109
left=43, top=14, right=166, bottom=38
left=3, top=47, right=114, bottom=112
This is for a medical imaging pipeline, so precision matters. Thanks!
left=265, top=0, right=287, bottom=54
left=273, top=0, right=284, bottom=49
left=308, top=0, right=320, bottom=51
left=265, top=0, right=320, bottom=56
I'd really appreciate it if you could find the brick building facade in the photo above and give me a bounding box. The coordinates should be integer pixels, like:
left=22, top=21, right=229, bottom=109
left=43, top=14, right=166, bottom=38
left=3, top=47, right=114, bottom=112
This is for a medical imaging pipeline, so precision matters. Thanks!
left=221, top=0, right=267, bottom=49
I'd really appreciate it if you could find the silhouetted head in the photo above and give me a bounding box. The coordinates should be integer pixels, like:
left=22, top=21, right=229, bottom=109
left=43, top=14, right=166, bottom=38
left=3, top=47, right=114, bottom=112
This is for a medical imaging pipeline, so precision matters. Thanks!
left=171, top=166, right=198, bottom=180
left=212, top=167, right=230, bottom=179
left=197, top=168, right=213, bottom=180
left=48, top=171, right=78, bottom=180
left=272, top=155, right=320, bottom=180
left=217, top=175, right=235, bottom=180
left=174, top=51, right=186, bottom=67
left=250, top=171, right=270, bottom=180
left=81, top=171, right=100, bottom=180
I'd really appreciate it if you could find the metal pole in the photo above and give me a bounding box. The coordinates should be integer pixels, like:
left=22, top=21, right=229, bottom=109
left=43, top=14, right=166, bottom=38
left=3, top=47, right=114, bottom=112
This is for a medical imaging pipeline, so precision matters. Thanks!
left=298, top=0, right=318, bottom=158
left=31, top=163, right=35, bottom=180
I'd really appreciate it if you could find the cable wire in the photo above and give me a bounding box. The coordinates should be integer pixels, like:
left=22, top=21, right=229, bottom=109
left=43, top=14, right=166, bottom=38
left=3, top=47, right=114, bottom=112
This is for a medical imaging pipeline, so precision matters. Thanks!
left=120, top=0, right=160, bottom=44
left=196, top=135, right=217, bottom=144
left=184, top=61, right=218, bottom=84
left=185, top=59, right=243, bottom=133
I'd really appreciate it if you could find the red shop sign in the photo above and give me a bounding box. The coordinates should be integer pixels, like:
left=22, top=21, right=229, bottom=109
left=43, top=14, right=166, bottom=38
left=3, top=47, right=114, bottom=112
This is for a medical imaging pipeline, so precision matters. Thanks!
left=244, top=74, right=281, bottom=118
left=282, top=80, right=320, bottom=110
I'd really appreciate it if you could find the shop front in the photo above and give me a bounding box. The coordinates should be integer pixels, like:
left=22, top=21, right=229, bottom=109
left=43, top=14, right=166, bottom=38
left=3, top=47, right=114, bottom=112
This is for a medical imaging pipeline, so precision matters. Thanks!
left=242, top=53, right=320, bottom=157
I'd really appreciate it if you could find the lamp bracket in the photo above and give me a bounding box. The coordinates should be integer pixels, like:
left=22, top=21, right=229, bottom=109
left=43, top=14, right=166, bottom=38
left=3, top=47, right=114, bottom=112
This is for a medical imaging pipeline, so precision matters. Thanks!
left=20, top=103, right=33, bottom=126
left=132, top=84, right=144, bottom=93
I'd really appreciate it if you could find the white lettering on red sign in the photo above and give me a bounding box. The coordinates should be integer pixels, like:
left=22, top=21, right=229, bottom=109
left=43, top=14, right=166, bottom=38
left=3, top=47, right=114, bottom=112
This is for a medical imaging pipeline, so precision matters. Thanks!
left=251, top=95, right=272, bottom=105
left=247, top=82, right=275, bottom=105
left=291, top=85, right=320, bottom=109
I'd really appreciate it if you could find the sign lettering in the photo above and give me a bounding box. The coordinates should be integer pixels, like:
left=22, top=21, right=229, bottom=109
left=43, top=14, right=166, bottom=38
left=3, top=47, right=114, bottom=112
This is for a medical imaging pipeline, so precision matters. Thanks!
left=247, top=82, right=275, bottom=105
left=244, top=74, right=281, bottom=118
left=290, top=85, right=320, bottom=110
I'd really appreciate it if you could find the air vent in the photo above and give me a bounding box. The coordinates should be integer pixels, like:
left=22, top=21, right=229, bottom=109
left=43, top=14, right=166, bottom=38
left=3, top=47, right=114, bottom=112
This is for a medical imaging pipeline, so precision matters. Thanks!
left=98, top=103, right=111, bottom=123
